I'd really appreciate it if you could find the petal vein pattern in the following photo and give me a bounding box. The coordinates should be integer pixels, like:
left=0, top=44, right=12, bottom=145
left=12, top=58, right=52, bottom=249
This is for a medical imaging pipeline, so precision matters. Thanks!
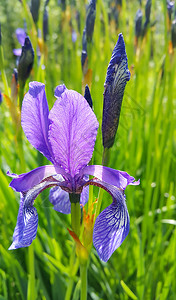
left=9, top=178, right=59, bottom=250
left=49, top=90, right=99, bottom=177
left=89, top=179, right=130, bottom=262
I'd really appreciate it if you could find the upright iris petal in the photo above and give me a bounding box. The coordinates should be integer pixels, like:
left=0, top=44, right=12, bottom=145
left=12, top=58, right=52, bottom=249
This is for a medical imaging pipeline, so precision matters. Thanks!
left=102, top=33, right=130, bottom=149
left=48, top=88, right=98, bottom=177
left=21, top=82, right=53, bottom=163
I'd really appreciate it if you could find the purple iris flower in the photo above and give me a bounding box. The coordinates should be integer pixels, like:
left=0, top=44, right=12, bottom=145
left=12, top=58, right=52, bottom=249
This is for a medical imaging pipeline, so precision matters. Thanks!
left=13, top=28, right=26, bottom=56
left=8, top=81, right=139, bottom=262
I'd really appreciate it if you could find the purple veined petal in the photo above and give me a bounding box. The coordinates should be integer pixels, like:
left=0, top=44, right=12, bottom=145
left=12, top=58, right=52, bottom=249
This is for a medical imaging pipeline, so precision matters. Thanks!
left=80, top=165, right=139, bottom=190
left=93, top=191, right=129, bottom=262
left=21, top=81, right=54, bottom=163
left=8, top=165, right=66, bottom=192
left=9, top=193, right=38, bottom=250
left=48, top=89, right=99, bottom=177
left=9, top=178, right=59, bottom=250
left=16, top=28, right=26, bottom=45
left=49, top=187, right=71, bottom=214
left=80, top=184, right=89, bottom=207
left=13, top=48, right=22, bottom=56
left=89, top=178, right=129, bottom=262
left=54, top=84, right=67, bottom=98
left=102, top=33, right=130, bottom=148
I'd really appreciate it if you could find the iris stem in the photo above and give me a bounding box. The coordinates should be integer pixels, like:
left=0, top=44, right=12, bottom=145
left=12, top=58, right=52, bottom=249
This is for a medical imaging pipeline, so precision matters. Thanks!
left=80, top=262, right=87, bottom=300
left=27, top=243, right=36, bottom=300
left=65, top=246, right=79, bottom=300
left=70, top=194, right=81, bottom=237
left=19, top=83, right=24, bottom=110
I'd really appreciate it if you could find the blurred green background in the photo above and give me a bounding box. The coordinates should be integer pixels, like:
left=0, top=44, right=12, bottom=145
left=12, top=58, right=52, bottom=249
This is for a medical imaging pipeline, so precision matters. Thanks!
left=0, top=0, right=176, bottom=299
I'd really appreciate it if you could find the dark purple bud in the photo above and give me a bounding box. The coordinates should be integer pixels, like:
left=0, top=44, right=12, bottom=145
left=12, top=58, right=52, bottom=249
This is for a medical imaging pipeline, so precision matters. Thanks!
left=84, top=85, right=93, bottom=108
left=167, top=1, right=174, bottom=21
left=17, top=37, right=34, bottom=88
left=85, top=0, right=96, bottom=43
left=171, top=19, right=176, bottom=48
left=81, top=28, right=88, bottom=72
left=58, top=0, right=66, bottom=11
left=43, top=3, right=49, bottom=42
left=81, top=50, right=88, bottom=72
left=0, top=91, right=2, bottom=104
left=30, top=0, right=41, bottom=24
left=82, top=28, right=87, bottom=52
left=144, top=0, right=151, bottom=28
left=135, top=9, right=143, bottom=38
left=102, top=33, right=130, bottom=149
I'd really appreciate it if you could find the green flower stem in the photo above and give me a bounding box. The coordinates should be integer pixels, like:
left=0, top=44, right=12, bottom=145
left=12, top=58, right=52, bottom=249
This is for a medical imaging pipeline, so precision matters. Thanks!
left=65, top=246, right=79, bottom=300
left=19, top=83, right=25, bottom=110
left=27, top=243, right=36, bottom=300
left=70, top=194, right=81, bottom=237
left=80, top=262, right=88, bottom=300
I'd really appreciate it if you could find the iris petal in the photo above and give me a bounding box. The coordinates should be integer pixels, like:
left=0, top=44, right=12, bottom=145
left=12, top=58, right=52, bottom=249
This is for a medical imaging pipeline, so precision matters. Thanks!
left=90, top=179, right=129, bottom=262
left=49, top=187, right=71, bottom=214
left=49, top=184, right=89, bottom=214
left=9, top=178, right=59, bottom=250
left=48, top=89, right=99, bottom=177
left=8, top=165, right=66, bottom=192
left=21, top=81, right=54, bottom=163
left=81, top=165, right=139, bottom=190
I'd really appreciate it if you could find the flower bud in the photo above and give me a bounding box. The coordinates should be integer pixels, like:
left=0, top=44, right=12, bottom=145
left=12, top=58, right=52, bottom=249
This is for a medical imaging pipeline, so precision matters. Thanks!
left=84, top=85, right=93, bottom=108
left=17, top=37, right=34, bottom=88
left=143, top=0, right=152, bottom=30
left=171, top=19, right=176, bottom=48
left=135, top=9, right=143, bottom=38
left=85, top=0, right=96, bottom=43
left=43, top=2, right=49, bottom=42
left=0, top=91, right=2, bottom=104
left=167, top=0, right=174, bottom=21
left=102, top=33, right=130, bottom=149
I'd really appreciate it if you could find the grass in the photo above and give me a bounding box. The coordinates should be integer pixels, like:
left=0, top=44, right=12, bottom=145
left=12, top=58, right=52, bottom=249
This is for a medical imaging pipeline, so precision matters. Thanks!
left=0, top=0, right=176, bottom=299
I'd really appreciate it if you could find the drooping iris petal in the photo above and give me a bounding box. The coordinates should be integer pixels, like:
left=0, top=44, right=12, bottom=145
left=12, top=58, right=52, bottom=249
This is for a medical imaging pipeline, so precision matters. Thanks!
left=8, top=165, right=66, bottom=192
left=102, top=33, right=130, bottom=148
left=9, top=193, right=38, bottom=250
left=81, top=165, right=139, bottom=190
left=9, top=178, right=59, bottom=250
left=49, top=184, right=89, bottom=214
left=93, top=192, right=129, bottom=262
left=48, top=89, right=99, bottom=177
left=21, top=82, right=54, bottom=163
left=90, top=179, right=129, bottom=262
